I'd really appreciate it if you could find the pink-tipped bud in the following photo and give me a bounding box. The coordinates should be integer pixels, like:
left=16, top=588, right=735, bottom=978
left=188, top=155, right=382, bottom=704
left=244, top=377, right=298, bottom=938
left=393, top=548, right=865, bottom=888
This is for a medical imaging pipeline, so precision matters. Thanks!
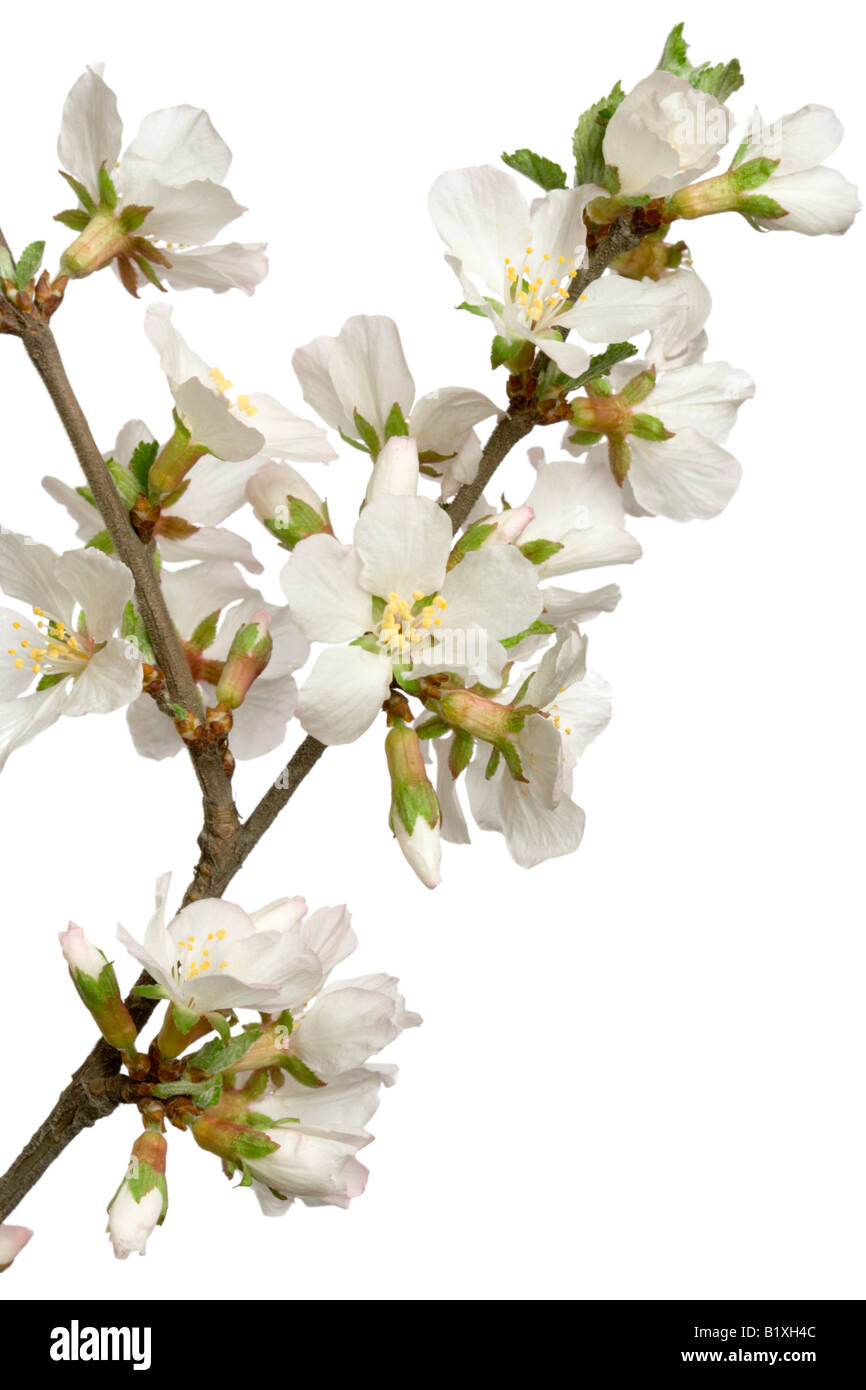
left=215, top=609, right=273, bottom=709
left=59, top=923, right=138, bottom=1055
left=0, top=1225, right=33, bottom=1273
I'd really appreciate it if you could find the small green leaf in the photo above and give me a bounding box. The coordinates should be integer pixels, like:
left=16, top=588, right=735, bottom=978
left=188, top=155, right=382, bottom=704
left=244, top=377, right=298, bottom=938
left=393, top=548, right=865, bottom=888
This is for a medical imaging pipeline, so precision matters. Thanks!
left=54, top=208, right=90, bottom=232
left=561, top=341, right=637, bottom=392
left=281, top=1056, right=326, bottom=1089
left=128, top=439, right=159, bottom=493
left=658, top=22, right=744, bottom=101
left=501, top=149, right=567, bottom=191
left=105, top=455, right=139, bottom=507
left=189, top=610, right=220, bottom=652
left=519, top=538, right=564, bottom=566
left=185, top=1028, right=261, bottom=1076
left=573, top=81, right=625, bottom=187
left=15, top=241, right=45, bottom=291
left=76, top=484, right=97, bottom=507
left=153, top=1075, right=223, bottom=1107
left=0, top=247, right=14, bottom=281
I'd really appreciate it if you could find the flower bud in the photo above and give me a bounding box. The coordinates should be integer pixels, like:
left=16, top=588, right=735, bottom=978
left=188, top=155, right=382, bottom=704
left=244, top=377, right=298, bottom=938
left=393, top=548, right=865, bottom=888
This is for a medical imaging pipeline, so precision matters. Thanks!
left=384, top=721, right=441, bottom=889
left=191, top=1114, right=279, bottom=1164
left=106, top=1130, right=168, bottom=1260
left=364, top=435, right=420, bottom=503
left=59, top=924, right=138, bottom=1055
left=215, top=609, right=273, bottom=709
left=60, top=213, right=130, bottom=279
left=246, top=462, right=330, bottom=549
left=436, top=689, right=526, bottom=743
left=0, top=1225, right=33, bottom=1273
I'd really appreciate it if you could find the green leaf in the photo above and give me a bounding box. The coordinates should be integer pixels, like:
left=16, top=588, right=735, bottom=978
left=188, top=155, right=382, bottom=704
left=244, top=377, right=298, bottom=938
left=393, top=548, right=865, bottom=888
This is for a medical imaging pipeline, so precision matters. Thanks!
left=185, top=1028, right=261, bottom=1076
left=189, top=610, right=220, bottom=651
left=105, top=455, right=139, bottom=507
left=519, top=538, right=564, bottom=566
left=128, top=439, right=159, bottom=493
left=658, top=22, right=744, bottom=101
left=75, top=484, right=97, bottom=507
left=353, top=409, right=381, bottom=457
left=59, top=170, right=96, bottom=214
left=573, top=81, right=625, bottom=187
left=54, top=208, right=90, bottom=232
left=383, top=402, right=410, bottom=440
left=561, top=341, right=637, bottom=392
left=0, top=247, right=14, bottom=281
left=281, top=1056, right=326, bottom=1089
left=501, top=149, right=567, bottom=191
left=131, top=984, right=169, bottom=1001
left=501, top=618, right=556, bottom=650
left=97, top=164, right=118, bottom=211
left=85, top=529, right=114, bottom=554
left=15, top=241, right=45, bottom=291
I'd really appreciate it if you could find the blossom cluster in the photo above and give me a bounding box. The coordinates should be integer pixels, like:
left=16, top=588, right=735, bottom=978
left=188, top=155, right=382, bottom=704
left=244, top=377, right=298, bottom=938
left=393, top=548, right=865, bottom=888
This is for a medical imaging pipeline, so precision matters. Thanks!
left=0, top=26, right=857, bottom=1269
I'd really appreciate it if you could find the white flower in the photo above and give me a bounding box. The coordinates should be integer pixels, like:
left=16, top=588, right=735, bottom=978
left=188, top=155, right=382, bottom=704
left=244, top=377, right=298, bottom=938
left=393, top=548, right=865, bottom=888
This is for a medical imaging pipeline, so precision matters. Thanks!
left=732, top=105, right=860, bottom=235
left=57, top=64, right=267, bottom=295
left=247, top=1128, right=371, bottom=1214
left=0, top=1225, right=33, bottom=1272
left=107, top=1184, right=164, bottom=1260
left=519, top=449, right=642, bottom=577
left=446, top=627, right=611, bottom=867
left=292, top=314, right=499, bottom=484
left=573, top=266, right=712, bottom=371
left=428, top=165, right=605, bottom=377
left=292, top=974, right=421, bottom=1080
left=0, top=534, right=142, bottom=771
left=44, top=419, right=266, bottom=574
left=117, top=877, right=357, bottom=1019
left=603, top=72, right=732, bottom=197
left=570, top=359, right=755, bottom=522
left=281, top=494, right=543, bottom=745
left=125, top=560, right=308, bottom=761
left=145, top=303, right=338, bottom=464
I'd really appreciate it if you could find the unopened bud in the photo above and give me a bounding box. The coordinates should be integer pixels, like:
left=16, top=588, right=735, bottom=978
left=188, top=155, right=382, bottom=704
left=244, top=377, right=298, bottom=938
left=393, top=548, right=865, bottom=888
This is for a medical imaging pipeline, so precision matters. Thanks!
left=364, top=436, right=420, bottom=503
left=384, top=721, right=441, bottom=889
left=612, top=236, right=687, bottom=281
left=191, top=1114, right=279, bottom=1163
left=0, top=1225, right=33, bottom=1273
left=107, top=1130, right=168, bottom=1260
left=59, top=924, right=138, bottom=1055
left=60, top=213, right=129, bottom=279
left=436, top=689, right=526, bottom=743
left=215, top=610, right=272, bottom=709
left=246, top=462, right=330, bottom=549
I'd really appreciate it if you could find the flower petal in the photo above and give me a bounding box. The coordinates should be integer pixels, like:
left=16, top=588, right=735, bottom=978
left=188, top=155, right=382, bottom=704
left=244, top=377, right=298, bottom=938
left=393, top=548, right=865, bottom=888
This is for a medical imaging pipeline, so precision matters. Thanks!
left=439, top=545, right=541, bottom=640
left=297, top=645, right=391, bottom=745
left=121, top=104, right=232, bottom=191
left=0, top=533, right=74, bottom=626
left=428, top=165, right=530, bottom=293
left=242, top=393, right=337, bottom=463
left=628, top=430, right=742, bottom=521
left=327, top=316, right=415, bottom=443
left=57, top=65, right=122, bottom=195
left=135, top=179, right=244, bottom=243
left=354, top=495, right=452, bottom=599
left=280, top=534, right=371, bottom=642
left=62, top=638, right=142, bottom=716
left=160, top=243, right=268, bottom=296
left=0, top=683, right=73, bottom=772
left=173, top=378, right=264, bottom=460
left=54, top=547, right=134, bottom=642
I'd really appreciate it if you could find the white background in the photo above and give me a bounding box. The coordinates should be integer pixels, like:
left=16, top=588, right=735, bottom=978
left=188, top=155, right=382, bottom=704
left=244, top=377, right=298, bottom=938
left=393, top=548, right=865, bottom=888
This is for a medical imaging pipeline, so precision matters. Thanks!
left=0, top=0, right=863, bottom=1302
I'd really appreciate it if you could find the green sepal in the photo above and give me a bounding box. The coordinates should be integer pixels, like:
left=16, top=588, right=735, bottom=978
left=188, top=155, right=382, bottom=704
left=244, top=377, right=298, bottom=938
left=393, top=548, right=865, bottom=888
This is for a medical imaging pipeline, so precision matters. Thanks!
left=501, top=148, right=567, bottom=191
left=491, top=334, right=529, bottom=370
left=85, top=529, right=114, bottom=554
left=350, top=632, right=382, bottom=655
left=733, top=157, right=779, bottom=192
left=657, top=22, right=744, bottom=101
left=171, top=1002, right=202, bottom=1035
left=233, top=1129, right=281, bottom=1160
left=569, top=429, right=603, bottom=447
left=448, top=520, right=496, bottom=568
left=36, top=672, right=67, bottom=691
left=54, top=208, right=90, bottom=232
left=134, top=254, right=166, bottom=291
left=15, top=241, right=45, bottom=291
left=338, top=428, right=371, bottom=454
left=97, top=164, right=118, bottom=211
left=131, top=983, right=169, bottom=1001
left=153, top=1075, right=223, bottom=1108
left=629, top=413, right=673, bottom=442
left=619, top=367, right=656, bottom=405
left=739, top=194, right=788, bottom=221
left=185, top=1028, right=262, bottom=1076
left=384, top=402, right=410, bottom=440
left=449, top=728, right=474, bottom=779
left=501, top=618, right=556, bottom=650
left=500, top=739, right=526, bottom=782
left=572, top=81, right=625, bottom=187
left=391, top=779, right=440, bottom=837
left=189, top=610, right=220, bottom=651
left=59, top=170, right=97, bottom=214
left=415, top=716, right=450, bottom=740
left=206, top=1011, right=232, bottom=1041
left=71, top=959, right=119, bottom=1012
left=118, top=204, right=153, bottom=233
left=281, top=1056, right=327, bottom=1089
left=519, top=538, right=563, bottom=566
left=457, top=297, right=503, bottom=318
left=485, top=747, right=501, bottom=779
left=353, top=410, right=381, bottom=457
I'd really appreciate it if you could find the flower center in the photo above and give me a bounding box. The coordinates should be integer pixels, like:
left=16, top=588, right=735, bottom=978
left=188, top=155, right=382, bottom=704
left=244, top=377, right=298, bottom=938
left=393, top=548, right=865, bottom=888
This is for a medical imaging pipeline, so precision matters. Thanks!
left=209, top=366, right=259, bottom=418
left=173, top=927, right=230, bottom=985
left=503, top=248, right=586, bottom=330
left=4, top=607, right=92, bottom=683
left=377, top=590, right=448, bottom=658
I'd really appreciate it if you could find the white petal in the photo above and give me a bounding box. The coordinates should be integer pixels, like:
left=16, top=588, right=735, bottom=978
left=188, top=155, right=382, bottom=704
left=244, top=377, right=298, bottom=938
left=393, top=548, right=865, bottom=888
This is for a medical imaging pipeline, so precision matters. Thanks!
left=126, top=692, right=182, bottom=760
left=628, top=430, right=742, bottom=521
left=433, top=737, right=471, bottom=844
left=242, top=393, right=337, bottom=463
left=541, top=583, right=623, bottom=623
left=160, top=560, right=253, bottom=638
left=135, top=179, right=244, bottom=243
left=365, top=436, right=420, bottom=502
left=0, top=683, right=73, bottom=772
left=0, top=609, right=40, bottom=698
left=440, top=545, right=541, bottom=640
left=297, top=645, right=391, bottom=745
left=0, top=533, right=74, bottom=626
left=409, top=386, right=499, bottom=458
left=649, top=361, right=755, bottom=442
left=297, top=904, right=357, bottom=978
left=62, top=638, right=142, bottom=716
left=292, top=335, right=353, bottom=436
left=173, top=378, right=264, bottom=460
left=536, top=337, right=590, bottom=378
left=170, top=454, right=266, bottom=526
left=760, top=167, right=860, bottom=236
left=160, top=243, right=268, bottom=296
left=54, top=547, right=133, bottom=642
left=428, top=165, right=531, bottom=293
left=743, top=105, right=844, bottom=176
left=144, top=303, right=210, bottom=387
left=41, top=477, right=101, bottom=542
left=226, top=674, right=297, bottom=759
left=57, top=65, right=122, bottom=195
left=327, top=316, right=415, bottom=443
left=112, top=419, right=156, bottom=468
left=121, top=104, right=232, bottom=191
left=157, top=524, right=263, bottom=574
left=280, top=534, right=371, bottom=642
left=354, top=495, right=451, bottom=598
